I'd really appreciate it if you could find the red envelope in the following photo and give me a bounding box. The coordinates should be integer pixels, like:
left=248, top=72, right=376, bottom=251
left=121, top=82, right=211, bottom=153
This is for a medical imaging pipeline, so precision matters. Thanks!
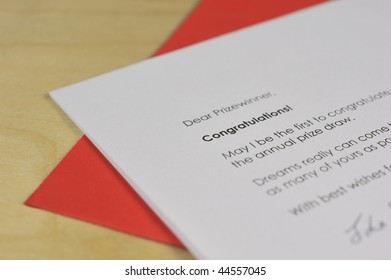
left=26, top=0, right=327, bottom=248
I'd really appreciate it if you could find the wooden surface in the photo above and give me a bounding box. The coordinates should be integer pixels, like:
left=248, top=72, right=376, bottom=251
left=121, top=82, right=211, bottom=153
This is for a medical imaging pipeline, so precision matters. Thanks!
left=0, top=0, right=198, bottom=259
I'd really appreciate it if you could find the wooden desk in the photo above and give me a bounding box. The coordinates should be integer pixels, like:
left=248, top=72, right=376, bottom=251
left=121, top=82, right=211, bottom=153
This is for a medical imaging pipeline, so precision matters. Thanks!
left=0, top=0, right=197, bottom=259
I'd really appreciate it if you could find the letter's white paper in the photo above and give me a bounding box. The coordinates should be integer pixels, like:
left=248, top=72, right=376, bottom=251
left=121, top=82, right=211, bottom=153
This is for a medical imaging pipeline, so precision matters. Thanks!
left=51, top=0, right=391, bottom=259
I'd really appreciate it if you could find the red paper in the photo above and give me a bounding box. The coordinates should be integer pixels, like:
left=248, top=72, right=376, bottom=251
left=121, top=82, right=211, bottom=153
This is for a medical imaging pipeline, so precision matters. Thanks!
left=26, top=0, right=327, bottom=247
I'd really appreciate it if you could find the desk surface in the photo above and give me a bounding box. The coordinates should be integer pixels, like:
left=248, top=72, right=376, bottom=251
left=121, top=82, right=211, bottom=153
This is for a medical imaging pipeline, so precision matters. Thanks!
left=0, top=0, right=197, bottom=259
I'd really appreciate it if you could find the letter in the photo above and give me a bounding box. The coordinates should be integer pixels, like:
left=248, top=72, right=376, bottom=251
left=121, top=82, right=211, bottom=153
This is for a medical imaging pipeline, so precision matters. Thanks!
left=253, top=178, right=265, bottom=186
left=183, top=120, right=193, bottom=127
left=202, top=135, right=213, bottom=142
left=212, top=109, right=221, bottom=116
left=332, top=160, right=342, bottom=167
left=222, top=151, right=236, bottom=159
left=242, top=146, right=249, bottom=153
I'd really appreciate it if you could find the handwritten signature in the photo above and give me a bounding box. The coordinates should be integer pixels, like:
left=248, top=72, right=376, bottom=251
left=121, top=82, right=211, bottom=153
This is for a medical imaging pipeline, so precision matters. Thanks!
left=345, top=201, right=391, bottom=245
left=345, top=213, right=387, bottom=245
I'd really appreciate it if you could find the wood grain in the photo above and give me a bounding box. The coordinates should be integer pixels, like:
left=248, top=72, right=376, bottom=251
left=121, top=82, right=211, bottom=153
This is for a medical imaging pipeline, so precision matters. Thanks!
left=0, top=0, right=197, bottom=259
